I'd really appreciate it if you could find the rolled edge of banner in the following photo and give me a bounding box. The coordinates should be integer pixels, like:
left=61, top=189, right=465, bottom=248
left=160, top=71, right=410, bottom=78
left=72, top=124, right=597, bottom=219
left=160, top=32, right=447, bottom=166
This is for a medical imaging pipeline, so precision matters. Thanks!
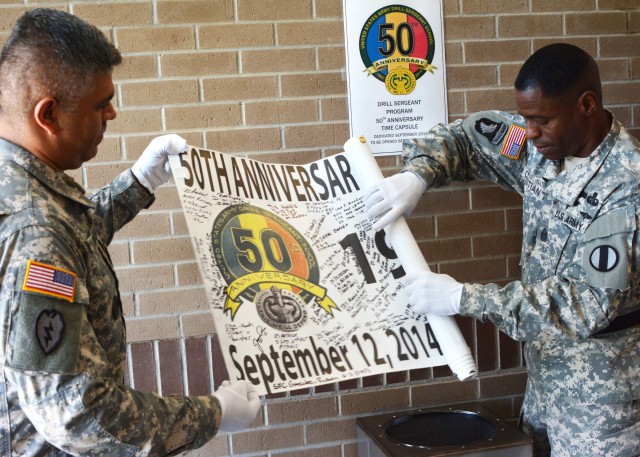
left=427, top=313, right=478, bottom=381
left=344, top=135, right=479, bottom=382
left=448, top=350, right=478, bottom=381
left=168, top=154, right=189, bottom=180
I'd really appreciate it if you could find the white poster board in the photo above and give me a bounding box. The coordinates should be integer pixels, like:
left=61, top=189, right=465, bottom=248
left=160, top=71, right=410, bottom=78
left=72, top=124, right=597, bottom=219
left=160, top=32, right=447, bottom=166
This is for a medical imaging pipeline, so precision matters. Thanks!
left=170, top=137, right=475, bottom=396
left=343, top=0, right=448, bottom=155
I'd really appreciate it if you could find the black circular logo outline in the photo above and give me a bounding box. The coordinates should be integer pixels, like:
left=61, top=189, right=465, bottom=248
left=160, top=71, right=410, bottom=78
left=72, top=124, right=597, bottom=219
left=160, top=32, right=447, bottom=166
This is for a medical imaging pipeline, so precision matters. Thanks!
left=589, top=244, right=619, bottom=273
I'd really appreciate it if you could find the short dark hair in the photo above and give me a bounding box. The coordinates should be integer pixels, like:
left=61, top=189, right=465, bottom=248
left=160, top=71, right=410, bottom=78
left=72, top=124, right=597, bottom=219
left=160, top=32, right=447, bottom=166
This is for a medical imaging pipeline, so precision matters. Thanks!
left=0, top=8, right=121, bottom=115
left=514, top=43, right=601, bottom=100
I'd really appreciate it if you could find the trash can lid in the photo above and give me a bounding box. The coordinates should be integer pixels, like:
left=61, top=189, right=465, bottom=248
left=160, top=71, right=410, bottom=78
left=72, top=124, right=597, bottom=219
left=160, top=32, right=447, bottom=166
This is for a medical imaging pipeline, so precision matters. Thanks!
left=384, top=410, right=496, bottom=448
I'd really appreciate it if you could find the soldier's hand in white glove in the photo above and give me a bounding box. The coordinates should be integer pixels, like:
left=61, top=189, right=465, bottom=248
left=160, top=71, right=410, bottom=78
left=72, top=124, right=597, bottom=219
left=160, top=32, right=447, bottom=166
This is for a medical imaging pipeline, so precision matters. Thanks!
left=131, top=134, right=188, bottom=193
left=213, top=380, right=261, bottom=433
left=402, top=271, right=463, bottom=315
left=364, top=172, right=426, bottom=231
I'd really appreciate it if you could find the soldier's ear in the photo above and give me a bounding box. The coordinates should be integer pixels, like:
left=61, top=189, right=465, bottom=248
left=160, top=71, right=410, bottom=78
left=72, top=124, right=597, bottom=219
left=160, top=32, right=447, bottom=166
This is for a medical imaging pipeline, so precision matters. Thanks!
left=32, top=97, right=60, bottom=136
left=577, top=90, right=598, bottom=117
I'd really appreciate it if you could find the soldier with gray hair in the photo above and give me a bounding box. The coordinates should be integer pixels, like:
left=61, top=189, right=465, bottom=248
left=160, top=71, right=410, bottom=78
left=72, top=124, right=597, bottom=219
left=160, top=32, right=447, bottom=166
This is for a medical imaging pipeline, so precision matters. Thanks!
left=0, top=8, right=259, bottom=456
left=365, top=43, right=640, bottom=456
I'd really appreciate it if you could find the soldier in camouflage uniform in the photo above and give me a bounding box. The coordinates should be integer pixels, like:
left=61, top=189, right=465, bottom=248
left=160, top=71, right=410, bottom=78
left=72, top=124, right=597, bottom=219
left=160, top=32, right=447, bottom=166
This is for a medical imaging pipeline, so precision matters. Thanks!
left=365, top=44, right=640, bottom=456
left=0, top=8, right=260, bottom=456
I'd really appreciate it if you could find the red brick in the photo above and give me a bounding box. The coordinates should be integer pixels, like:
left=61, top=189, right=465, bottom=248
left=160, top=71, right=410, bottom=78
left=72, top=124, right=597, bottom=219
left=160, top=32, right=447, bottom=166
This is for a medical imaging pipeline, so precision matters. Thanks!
left=158, top=340, right=184, bottom=395
left=185, top=337, right=211, bottom=395
left=130, top=342, right=157, bottom=393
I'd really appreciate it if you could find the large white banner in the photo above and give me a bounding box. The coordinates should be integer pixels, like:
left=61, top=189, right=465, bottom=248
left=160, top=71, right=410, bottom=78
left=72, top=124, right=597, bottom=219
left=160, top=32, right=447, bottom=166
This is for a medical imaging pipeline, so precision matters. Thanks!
left=170, top=137, right=475, bottom=396
left=343, top=0, right=447, bottom=155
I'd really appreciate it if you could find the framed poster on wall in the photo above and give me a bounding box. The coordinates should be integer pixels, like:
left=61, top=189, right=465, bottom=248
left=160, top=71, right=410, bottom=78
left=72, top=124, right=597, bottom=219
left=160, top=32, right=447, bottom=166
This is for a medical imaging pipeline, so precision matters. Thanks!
left=343, top=1, right=448, bottom=155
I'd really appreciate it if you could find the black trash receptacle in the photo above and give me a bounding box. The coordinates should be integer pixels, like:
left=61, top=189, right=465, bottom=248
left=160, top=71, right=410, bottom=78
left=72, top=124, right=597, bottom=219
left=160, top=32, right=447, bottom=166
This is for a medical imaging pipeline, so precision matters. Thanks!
left=356, top=402, right=532, bottom=457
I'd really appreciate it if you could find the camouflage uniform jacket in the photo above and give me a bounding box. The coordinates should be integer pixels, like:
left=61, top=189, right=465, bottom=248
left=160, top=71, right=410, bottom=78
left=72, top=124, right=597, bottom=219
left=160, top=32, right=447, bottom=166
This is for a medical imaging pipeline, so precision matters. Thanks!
left=403, top=111, right=640, bottom=406
left=0, top=139, right=220, bottom=456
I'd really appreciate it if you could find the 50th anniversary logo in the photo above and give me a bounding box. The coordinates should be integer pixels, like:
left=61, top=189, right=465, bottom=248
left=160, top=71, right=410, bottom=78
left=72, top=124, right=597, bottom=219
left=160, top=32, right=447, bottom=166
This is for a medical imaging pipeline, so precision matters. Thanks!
left=360, top=4, right=437, bottom=95
left=212, top=204, right=338, bottom=332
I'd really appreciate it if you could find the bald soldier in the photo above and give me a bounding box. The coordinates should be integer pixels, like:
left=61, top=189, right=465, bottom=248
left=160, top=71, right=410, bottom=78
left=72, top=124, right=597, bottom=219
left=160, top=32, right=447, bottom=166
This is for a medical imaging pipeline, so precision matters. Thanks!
left=0, top=8, right=259, bottom=455
left=365, top=43, right=640, bottom=456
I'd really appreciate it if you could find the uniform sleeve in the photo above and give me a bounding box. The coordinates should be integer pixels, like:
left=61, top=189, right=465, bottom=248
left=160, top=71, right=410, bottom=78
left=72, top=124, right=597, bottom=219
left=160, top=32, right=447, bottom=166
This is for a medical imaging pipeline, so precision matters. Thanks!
left=6, top=371, right=222, bottom=456
left=460, top=204, right=638, bottom=341
left=88, top=169, right=155, bottom=245
left=402, top=110, right=528, bottom=195
left=460, top=277, right=614, bottom=342
left=2, top=226, right=222, bottom=455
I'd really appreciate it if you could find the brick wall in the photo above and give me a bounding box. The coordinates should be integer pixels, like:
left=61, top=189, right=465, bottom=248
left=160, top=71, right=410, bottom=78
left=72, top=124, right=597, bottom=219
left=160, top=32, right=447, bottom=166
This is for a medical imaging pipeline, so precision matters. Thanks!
left=1, top=0, right=638, bottom=456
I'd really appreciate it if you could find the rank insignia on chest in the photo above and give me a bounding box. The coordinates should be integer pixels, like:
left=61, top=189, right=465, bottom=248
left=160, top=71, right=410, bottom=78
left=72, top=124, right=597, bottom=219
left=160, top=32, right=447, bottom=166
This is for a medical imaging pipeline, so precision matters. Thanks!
left=499, top=124, right=526, bottom=160
left=23, top=260, right=77, bottom=302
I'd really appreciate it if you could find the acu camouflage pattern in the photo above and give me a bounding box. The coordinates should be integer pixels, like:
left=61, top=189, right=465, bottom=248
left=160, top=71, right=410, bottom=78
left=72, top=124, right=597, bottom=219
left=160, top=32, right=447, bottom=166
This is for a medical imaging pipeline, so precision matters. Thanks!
left=402, top=111, right=640, bottom=456
left=0, top=139, right=221, bottom=456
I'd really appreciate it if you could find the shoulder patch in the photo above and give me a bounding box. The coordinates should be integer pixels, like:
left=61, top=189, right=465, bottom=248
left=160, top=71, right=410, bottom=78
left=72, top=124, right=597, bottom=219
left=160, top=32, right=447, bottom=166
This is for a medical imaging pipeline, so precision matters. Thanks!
left=23, top=260, right=76, bottom=302
left=589, top=245, right=619, bottom=273
left=474, top=118, right=508, bottom=145
left=499, top=124, right=526, bottom=160
left=36, top=309, right=65, bottom=354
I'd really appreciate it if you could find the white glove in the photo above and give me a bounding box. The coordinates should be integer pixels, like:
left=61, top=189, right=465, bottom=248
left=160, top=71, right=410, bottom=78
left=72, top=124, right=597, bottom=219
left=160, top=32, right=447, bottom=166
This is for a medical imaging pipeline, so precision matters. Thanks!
left=402, top=271, right=463, bottom=315
left=213, top=380, right=261, bottom=433
left=131, top=134, right=187, bottom=193
left=364, top=172, right=426, bottom=231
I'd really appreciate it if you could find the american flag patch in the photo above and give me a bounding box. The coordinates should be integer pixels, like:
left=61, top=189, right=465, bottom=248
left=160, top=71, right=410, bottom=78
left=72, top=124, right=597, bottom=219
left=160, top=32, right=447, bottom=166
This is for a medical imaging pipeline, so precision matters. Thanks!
left=23, top=261, right=76, bottom=302
left=499, top=124, right=526, bottom=160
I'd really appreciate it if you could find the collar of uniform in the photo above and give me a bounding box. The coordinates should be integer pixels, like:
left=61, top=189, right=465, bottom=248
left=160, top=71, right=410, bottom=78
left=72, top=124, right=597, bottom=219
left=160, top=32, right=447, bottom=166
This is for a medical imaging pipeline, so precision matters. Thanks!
left=540, top=115, right=621, bottom=207
left=0, top=138, right=96, bottom=209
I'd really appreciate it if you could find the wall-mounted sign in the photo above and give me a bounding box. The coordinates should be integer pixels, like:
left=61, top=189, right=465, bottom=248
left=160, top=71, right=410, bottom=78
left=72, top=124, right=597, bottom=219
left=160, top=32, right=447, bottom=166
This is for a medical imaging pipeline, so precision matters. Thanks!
left=343, top=1, right=448, bottom=155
